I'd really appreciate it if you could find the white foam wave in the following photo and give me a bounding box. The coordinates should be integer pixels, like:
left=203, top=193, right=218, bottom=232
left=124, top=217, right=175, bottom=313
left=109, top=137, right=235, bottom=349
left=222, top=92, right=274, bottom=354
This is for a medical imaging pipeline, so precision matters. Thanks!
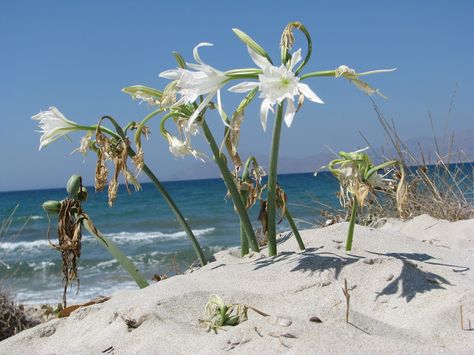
left=27, top=261, right=55, bottom=271
left=0, top=239, right=50, bottom=252
left=17, top=215, right=44, bottom=221
left=13, top=281, right=139, bottom=305
left=95, top=259, right=118, bottom=268
left=0, top=227, right=216, bottom=252
left=103, top=227, right=215, bottom=243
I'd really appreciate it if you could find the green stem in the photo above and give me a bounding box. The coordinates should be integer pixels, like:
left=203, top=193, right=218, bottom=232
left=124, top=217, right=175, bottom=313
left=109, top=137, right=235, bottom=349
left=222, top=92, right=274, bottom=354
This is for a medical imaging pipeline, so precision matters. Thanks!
left=300, top=70, right=336, bottom=80
left=134, top=109, right=163, bottom=143
left=239, top=156, right=257, bottom=256
left=285, top=208, right=305, bottom=250
left=239, top=186, right=250, bottom=256
left=83, top=218, right=149, bottom=288
left=292, top=23, right=312, bottom=76
left=200, top=120, right=260, bottom=252
left=346, top=196, right=358, bottom=252
left=267, top=103, right=285, bottom=256
left=239, top=220, right=249, bottom=257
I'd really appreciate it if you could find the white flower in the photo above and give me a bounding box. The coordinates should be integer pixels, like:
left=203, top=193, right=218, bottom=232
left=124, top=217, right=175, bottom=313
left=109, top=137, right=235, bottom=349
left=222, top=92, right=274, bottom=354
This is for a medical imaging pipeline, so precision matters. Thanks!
left=159, top=43, right=227, bottom=129
left=32, top=107, right=79, bottom=150
left=335, top=65, right=396, bottom=99
left=229, top=47, right=324, bottom=131
left=166, top=134, right=206, bottom=162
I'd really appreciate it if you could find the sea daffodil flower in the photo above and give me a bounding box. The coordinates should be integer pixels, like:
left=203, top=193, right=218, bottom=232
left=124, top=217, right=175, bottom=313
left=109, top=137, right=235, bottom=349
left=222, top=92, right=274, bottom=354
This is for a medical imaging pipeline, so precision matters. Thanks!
left=32, top=107, right=81, bottom=150
left=159, top=43, right=226, bottom=129
left=229, top=47, right=324, bottom=131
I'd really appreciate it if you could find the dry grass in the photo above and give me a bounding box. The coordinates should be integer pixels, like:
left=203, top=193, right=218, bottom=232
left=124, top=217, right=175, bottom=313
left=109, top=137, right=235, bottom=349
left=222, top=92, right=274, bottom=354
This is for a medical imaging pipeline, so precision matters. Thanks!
left=367, top=101, right=474, bottom=222
left=0, top=291, right=38, bottom=341
left=317, top=99, right=473, bottom=226
left=0, top=207, right=38, bottom=341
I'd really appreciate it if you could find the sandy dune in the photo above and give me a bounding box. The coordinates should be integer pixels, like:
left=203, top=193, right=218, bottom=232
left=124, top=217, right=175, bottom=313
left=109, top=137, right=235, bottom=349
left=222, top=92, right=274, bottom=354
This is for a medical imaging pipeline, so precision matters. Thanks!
left=1, top=215, right=473, bottom=354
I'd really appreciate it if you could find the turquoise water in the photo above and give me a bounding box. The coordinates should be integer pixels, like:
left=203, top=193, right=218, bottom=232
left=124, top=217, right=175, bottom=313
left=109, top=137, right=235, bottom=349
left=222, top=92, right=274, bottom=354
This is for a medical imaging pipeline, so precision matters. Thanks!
left=0, top=172, right=340, bottom=305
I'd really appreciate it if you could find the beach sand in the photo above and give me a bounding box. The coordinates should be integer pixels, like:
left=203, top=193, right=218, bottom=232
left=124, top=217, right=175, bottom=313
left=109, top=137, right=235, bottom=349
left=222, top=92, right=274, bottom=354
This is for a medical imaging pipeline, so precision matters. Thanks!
left=1, top=214, right=473, bottom=354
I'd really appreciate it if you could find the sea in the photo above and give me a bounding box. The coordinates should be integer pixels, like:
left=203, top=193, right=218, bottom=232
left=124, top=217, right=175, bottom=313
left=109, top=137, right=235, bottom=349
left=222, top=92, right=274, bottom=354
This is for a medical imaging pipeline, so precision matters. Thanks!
left=0, top=172, right=341, bottom=305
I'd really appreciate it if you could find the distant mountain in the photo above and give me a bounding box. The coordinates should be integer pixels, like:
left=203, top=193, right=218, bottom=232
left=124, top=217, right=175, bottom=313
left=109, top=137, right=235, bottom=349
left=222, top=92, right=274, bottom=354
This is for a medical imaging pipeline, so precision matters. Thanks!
left=401, top=128, right=474, bottom=163
left=164, top=129, right=474, bottom=181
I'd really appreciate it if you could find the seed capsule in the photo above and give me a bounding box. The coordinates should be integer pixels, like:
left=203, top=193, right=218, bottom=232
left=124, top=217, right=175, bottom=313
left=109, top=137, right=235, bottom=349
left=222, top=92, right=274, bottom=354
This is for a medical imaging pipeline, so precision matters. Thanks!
left=42, top=200, right=61, bottom=214
left=66, top=175, right=82, bottom=198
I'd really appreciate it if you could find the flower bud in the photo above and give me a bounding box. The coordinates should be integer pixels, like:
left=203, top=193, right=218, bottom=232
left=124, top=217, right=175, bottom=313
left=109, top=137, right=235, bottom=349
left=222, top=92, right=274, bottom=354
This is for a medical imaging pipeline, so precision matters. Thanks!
left=67, top=175, right=82, bottom=198
left=122, top=85, right=162, bottom=106
left=42, top=200, right=61, bottom=214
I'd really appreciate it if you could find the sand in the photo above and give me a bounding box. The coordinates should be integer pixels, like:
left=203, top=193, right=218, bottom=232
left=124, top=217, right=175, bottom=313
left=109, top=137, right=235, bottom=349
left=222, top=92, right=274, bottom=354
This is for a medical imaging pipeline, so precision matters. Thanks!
left=1, top=214, right=473, bottom=354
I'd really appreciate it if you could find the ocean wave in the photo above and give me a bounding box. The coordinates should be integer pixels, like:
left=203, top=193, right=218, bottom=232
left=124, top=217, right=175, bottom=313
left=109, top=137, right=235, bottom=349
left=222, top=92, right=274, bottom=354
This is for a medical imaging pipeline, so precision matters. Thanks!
left=102, top=227, right=215, bottom=243
left=0, top=239, right=51, bottom=252
left=0, top=227, right=216, bottom=252
left=95, top=259, right=118, bottom=268
left=12, top=281, right=139, bottom=305
left=17, top=215, right=44, bottom=221
left=27, top=261, right=56, bottom=271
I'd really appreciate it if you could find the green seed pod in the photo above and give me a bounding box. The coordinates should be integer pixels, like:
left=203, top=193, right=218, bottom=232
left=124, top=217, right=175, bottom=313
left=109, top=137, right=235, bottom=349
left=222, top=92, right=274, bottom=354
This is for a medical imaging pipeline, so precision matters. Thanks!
left=42, top=200, right=61, bottom=214
left=77, top=186, right=88, bottom=202
left=66, top=175, right=82, bottom=198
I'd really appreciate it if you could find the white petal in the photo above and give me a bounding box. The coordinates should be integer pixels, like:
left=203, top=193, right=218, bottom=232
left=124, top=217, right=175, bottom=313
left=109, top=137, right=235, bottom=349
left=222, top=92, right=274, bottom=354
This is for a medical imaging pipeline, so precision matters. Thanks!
left=260, top=99, right=273, bottom=132
left=357, top=68, right=397, bottom=76
left=289, top=48, right=302, bottom=72
left=228, top=81, right=259, bottom=93
left=187, top=92, right=214, bottom=129
left=247, top=46, right=270, bottom=69
left=193, top=42, right=213, bottom=65
left=159, top=69, right=181, bottom=80
left=297, top=83, right=324, bottom=104
left=284, top=99, right=297, bottom=127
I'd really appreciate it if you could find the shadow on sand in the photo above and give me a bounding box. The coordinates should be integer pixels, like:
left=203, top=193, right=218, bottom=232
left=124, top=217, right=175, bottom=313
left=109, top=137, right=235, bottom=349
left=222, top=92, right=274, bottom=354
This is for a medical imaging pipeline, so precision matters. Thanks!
left=369, top=251, right=455, bottom=302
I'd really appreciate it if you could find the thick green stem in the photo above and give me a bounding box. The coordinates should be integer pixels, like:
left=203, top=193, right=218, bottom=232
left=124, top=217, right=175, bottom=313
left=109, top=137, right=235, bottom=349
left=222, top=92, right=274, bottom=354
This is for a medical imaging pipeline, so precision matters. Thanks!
left=300, top=70, right=336, bottom=80
left=239, top=188, right=250, bottom=256
left=267, top=103, right=284, bottom=256
left=83, top=218, right=149, bottom=288
left=239, top=156, right=257, bottom=256
left=239, top=221, right=249, bottom=257
left=346, top=196, right=358, bottom=252
left=201, top=120, right=260, bottom=252
left=285, top=208, right=305, bottom=251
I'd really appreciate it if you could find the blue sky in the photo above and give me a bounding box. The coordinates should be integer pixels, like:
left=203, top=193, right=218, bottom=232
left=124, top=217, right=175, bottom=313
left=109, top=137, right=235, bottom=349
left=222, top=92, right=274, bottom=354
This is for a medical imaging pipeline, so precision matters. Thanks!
left=0, top=0, right=473, bottom=191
